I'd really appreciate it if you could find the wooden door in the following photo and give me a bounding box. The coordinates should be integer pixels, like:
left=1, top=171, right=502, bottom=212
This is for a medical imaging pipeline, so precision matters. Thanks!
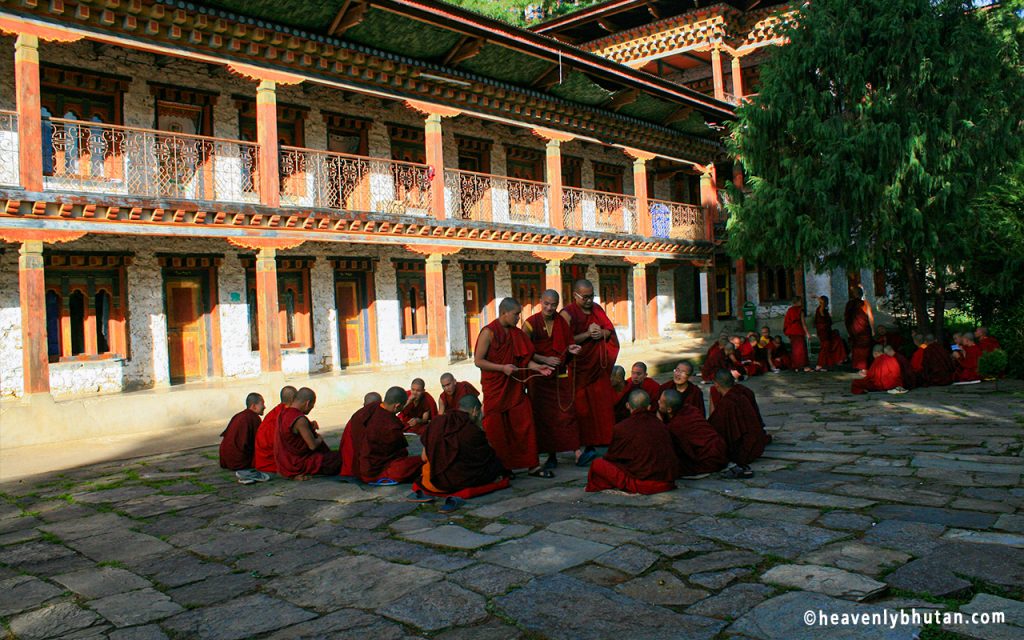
left=166, top=277, right=207, bottom=383
left=336, top=277, right=366, bottom=367
left=464, top=280, right=483, bottom=357
left=514, top=275, right=542, bottom=321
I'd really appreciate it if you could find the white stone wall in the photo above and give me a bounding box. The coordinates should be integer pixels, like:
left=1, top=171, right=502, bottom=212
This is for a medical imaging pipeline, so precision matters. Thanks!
left=493, top=261, right=513, bottom=304
left=124, top=250, right=171, bottom=389
left=0, top=248, right=23, bottom=398
left=310, top=259, right=337, bottom=373
left=218, top=253, right=259, bottom=380
left=445, top=258, right=466, bottom=360
left=656, top=266, right=675, bottom=334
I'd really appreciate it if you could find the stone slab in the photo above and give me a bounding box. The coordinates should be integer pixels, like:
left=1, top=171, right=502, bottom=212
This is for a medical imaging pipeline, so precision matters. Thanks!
left=941, top=529, right=1024, bottom=548
left=475, top=530, right=612, bottom=574
left=546, top=518, right=639, bottom=545
left=727, top=487, right=874, bottom=509
left=89, top=588, right=184, bottom=627
left=861, top=520, right=948, bottom=557
left=107, top=625, right=169, bottom=640
left=167, top=573, right=260, bottom=607
left=448, top=563, right=533, bottom=596
left=729, top=591, right=919, bottom=639
left=261, top=609, right=406, bottom=640
left=8, top=602, right=101, bottom=640
left=686, top=583, right=774, bottom=620
left=733, top=502, right=821, bottom=525
left=401, top=525, right=501, bottom=550
left=685, top=516, right=844, bottom=559
left=871, top=505, right=997, bottom=529
left=803, top=542, right=911, bottom=576
left=615, top=571, right=708, bottom=606
left=162, top=594, right=317, bottom=640
left=689, top=567, right=751, bottom=590
left=377, top=581, right=488, bottom=631
left=593, top=544, right=660, bottom=575
left=672, top=550, right=762, bottom=575
left=761, top=564, right=888, bottom=601
left=0, top=575, right=65, bottom=616
left=53, top=567, right=152, bottom=600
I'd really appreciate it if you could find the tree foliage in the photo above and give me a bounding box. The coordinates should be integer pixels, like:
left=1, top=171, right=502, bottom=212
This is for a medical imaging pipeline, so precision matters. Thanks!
left=726, top=0, right=1024, bottom=334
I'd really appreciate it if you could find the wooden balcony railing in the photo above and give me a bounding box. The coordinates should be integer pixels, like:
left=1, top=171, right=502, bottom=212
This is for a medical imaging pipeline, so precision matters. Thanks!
left=563, top=186, right=638, bottom=234
left=42, top=118, right=260, bottom=203
left=279, top=147, right=432, bottom=216
left=0, top=110, right=18, bottom=187
left=649, top=199, right=704, bottom=241
left=444, top=169, right=549, bottom=227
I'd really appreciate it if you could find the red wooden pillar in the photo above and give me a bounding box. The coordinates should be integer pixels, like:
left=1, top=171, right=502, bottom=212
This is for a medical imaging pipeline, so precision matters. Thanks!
left=15, top=34, right=42, bottom=192
left=545, top=139, right=564, bottom=230
left=731, top=55, right=744, bottom=102
left=627, top=149, right=656, bottom=237
left=425, top=252, right=447, bottom=358
left=255, top=79, right=280, bottom=208
left=628, top=259, right=654, bottom=342
left=646, top=265, right=659, bottom=340
left=424, top=114, right=446, bottom=220
left=256, top=247, right=282, bottom=373
left=699, top=266, right=713, bottom=334
left=19, top=240, right=49, bottom=394
left=711, top=46, right=725, bottom=101
left=699, top=166, right=718, bottom=241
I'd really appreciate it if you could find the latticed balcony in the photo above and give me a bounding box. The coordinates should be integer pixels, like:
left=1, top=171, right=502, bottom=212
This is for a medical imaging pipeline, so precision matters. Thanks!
left=444, top=169, right=549, bottom=228
left=0, top=111, right=18, bottom=188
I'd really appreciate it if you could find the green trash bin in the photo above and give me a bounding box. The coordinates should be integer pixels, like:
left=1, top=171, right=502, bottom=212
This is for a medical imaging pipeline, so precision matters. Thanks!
left=742, top=301, right=757, bottom=332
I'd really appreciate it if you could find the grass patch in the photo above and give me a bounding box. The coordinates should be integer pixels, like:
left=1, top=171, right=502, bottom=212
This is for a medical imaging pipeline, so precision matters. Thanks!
left=38, top=531, right=63, bottom=545
left=917, top=625, right=968, bottom=640
left=886, top=587, right=968, bottom=609
left=97, top=560, right=127, bottom=569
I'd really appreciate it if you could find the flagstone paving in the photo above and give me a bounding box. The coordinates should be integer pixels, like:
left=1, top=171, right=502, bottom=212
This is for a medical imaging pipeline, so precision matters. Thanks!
left=1, top=372, right=1022, bottom=639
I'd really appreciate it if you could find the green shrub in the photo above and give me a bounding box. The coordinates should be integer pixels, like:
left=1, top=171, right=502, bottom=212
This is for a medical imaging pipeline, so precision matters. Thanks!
left=978, top=349, right=1008, bottom=379
left=943, top=308, right=978, bottom=335
left=990, top=300, right=1024, bottom=378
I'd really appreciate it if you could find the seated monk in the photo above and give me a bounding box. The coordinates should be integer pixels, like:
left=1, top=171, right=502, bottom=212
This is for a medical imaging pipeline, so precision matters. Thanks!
left=738, top=334, right=765, bottom=377
left=700, top=337, right=730, bottom=384
left=976, top=327, right=1001, bottom=353
left=889, top=345, right=916, bottom=390
left=954, top=332, right=982, bottom=383
left=339, top=391, right=382, bottom=480
left=622, top=362, right=661, bottom=411
left=585, top=389, right=677, bottom=495
left=610, top=365, right=630, bottom=423
left=658, top=389, right=727, bottom=478
left=219, top=392, right=266, bottom=471
left=253, top=386, right=297, bottom=473
left=413, top=395, right=511, bottom=503
left=874, top=326, right=905, bottom=352
left=769, top=336, right=791, bottom=371
left=722, top=342, right=746, bottom=380
left=359, top=386, right=424, bottom=484
left=398, top=378, right=438, bottom=435
left=918, top=334, right=956, bottom=387
left=274, top=388, right=342, bottom=480
left=851, top=345, right=904, bottom=394
left=655, top=361, right=706, bottom=418
left=437, top=373, right=479, bottom=415
left=756, top=327, right=774, bottom=372
left=910, top=334, right=926, bottom=375
left=709, top=370, right=771, bottom=478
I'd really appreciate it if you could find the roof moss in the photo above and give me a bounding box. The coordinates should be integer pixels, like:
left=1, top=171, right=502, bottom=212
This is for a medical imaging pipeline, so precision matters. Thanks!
left=458, top=44, right=552, bottom=85
left=343, top=9, right=463, bottom=59
left=198, top=0, right=342, bottom=31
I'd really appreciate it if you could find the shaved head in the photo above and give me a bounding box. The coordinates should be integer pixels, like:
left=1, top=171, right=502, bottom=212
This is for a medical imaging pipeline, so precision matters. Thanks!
left=541, top=289, right=560, bottom=303
left=384, top=386, right=408, bottom=406
left=573, top=279, right=593, bottom=292
left=280, top=386, right=297, bottom=404
left=411, top=378, right=425, bottom=390
left=660, top=388, right=683, bottom=415
left=440, top=372, right=455, bottom=385
left=245, top=392, right=264, bottom=408
left=457, top=395, right=482, bottom=412
left=498, top=297, right=522, bottom=315
left=295, top=387, right=316, bottom=405
left=627, top=388, right=650, bottom=411
left=363, top=391, right=381, bottom=406
left=714, top=368, right=735, bottom=388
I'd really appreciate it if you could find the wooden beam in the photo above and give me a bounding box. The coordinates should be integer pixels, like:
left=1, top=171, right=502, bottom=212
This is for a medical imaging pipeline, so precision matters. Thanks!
left=597, top=18, right=620, bottom=33
left=605, top=88, right=639, bottom=111
left=328, top=0, right=367, bottom=37
left=442, top=36, right=485, bottom=66
left=531, top=64, right=563, bottom=90
left=663, top=106, right=694, bottom=125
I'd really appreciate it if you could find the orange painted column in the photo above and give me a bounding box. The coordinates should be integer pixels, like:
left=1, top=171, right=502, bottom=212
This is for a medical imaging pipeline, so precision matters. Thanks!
left=255, top=80, right=280, bottom=208
left=699, top=166, right=718, bottom=242
left=731, top=56, right=744, bottom=102
left=699, top=266, right=713, bottom=334
left=425, top=114, right=447, bottom=220
left=15, top=34, right=43, bottom=192
left=256, top=247, right=282, bottom=373
left=19, top=240, right=49, bottom=394
left=545, top=139, right=564, bottom=230
left=711, top=47, right=725, bottom=102
left=646, top=265, right=659, bottom=340
left=631, top=262, right=649, bottom=342
left=632, top=158, right=652, bottom=236
left=544, top=259, right=562, bottom=294
left=425, top=252, right=447, bottom=358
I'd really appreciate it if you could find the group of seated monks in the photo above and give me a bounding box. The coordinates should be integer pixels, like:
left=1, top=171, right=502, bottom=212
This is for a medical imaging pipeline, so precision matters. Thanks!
left=698, top=329, right=805, bottom=383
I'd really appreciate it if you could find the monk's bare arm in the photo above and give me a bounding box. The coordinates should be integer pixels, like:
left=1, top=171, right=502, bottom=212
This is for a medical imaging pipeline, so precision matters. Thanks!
left=294, top=417, right=322, bottom=450
left=865, top=302, right=875, bottom=333
left=474, top=328, right=514, bottom=375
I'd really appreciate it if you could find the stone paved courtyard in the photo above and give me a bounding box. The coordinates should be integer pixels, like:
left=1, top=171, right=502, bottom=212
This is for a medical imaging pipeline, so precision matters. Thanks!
left=1, top=372, right=1023, bottom=640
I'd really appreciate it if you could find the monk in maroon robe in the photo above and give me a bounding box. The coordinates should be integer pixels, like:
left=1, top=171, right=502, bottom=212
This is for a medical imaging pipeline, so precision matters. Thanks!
left=524, top=290, right=583, bottom=469
left=851, top=346, right=903, bottom=394
left=610, top=366, right=630, bottom=423
left=561, top=279, right=619, bottom=462
left=620, top=361, right=661, bottom=410
left=954, top=333, right=983, bottom=383
left=814, top=296, right=847, bottom=370
left=398, top=378, right=438, bottom=435
left=783, top=297, right=812, bottom=371
left=476, top=297, right=553, bottom=475
left=253, top=386, right=297, bottom=473
left=890, top=346, right=916, bottom=390
left=769, top=336, right=791, bottom=370
left=709, top=370, right=771, bottom=478
left=845, top=288, right=875, bottom=372
left=438, top=374, right=479, bottom=415
left=919, top=335, right=956, bottom=387
left=701, top=337, right=730, bottom=383
left=658, top=389, right=727, bottom=478
left=976, top=327, right=1001, bottom=353
left=339, top=392, right=382, bottom=479
left=738, top=335, right=765, bottom=377
left=586, top=389, right=676, bottom=495
left=274, top=388, right=342, bottom=480
left=359, top=386, right=423, bottom=484
left=415, top=395, right=510, bottom=501
left=722, top=342, right=746, bottom=380
left=655, top=361, right=706, bottom=418
left=219, top=392, right=265, bottom=471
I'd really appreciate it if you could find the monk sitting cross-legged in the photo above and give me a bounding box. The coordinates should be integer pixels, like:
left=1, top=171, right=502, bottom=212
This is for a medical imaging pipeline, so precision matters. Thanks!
left=658, top=389, right=727, bottom=479
left=626, top=361, right=664, bottom=408
left=339, top=392, right=382, bottom=481
left=655, top=361, right=706, bottom=418
left=976, top=327, right=1001, bottom=353
left=409, top=395, right=512, bottom=509
left=359, top=386, right=424, bottom=485
left=219, top=392, right=266, bottom=472
left=274, top=388, right=342, bottom=480
left=437, top=373, right=479, bottom=415
left=918, top=334, right=956, bottom=387
left=851, top=345, right=904, bottom=395
left=253, top=386, right=297, bottom=474
left=585, top=389, right=677, bottom=496
left=398, top=378, right=438, bottom=435
left=700, top=336, right=729, bottom=383
left=953, top=332, right=983, bottom=383
left=610, top=365, right=630, bottom=424
left=709, top=370, right=772, bottom=479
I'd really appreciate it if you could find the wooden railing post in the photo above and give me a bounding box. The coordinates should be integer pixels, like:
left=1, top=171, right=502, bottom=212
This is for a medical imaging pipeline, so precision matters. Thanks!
left=533, top=128, right=574, bottom=230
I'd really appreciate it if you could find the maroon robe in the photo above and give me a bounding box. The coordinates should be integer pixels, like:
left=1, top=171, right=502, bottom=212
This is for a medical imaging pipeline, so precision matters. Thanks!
left=612, top=384, right=630, bottom=423
left=438, top=381, right=480, bottom=414
left=585, top=412, right=676, bottom=495
left=845, top=299, right=873, bottom=370
left=979, top=336, right=1001, bottom=353
left=253, top=403, right=285, bottom=473
left=665, top=406, right=728, bottom=476
left=955, top=344, right=982, bottom=382
left=920, top=345, right=956, bottom=387
left=359, top=405, right=422, bottom=483
left=737, top=341, right=764, bottom=377
left=784, top=305, right=809, bottom=369
left=617, top=377, right=662, bottom=414
left=709, top=385, right=771, bottom=466
left=477, top=319, right=539, bottom=470
left=701, top=343, right=727, bottom=381
left=851, top=354, right=903, bottom=394
left=893, top=351, right=916, bottom=389
left=657, top=380, right=707, bottom=418
left=274, top=407, right=334, bottom=478
left=524, top=311, right=580, bottom=454
left=398, top=391, right=438, bottom=435
left=219, top=409, right=262, bottom=470
left=421, top=410, right=506, bottom=494
left=340, top=403, right=377, bottom=478
left=563, top=302, right=619, bottom=447
left=815, top=309, right=848, bottom=368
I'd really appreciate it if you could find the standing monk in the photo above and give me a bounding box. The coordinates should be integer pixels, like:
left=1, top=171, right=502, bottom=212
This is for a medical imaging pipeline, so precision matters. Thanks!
left=398, top=378, right=437, bottom=435
left=561, top=279, right=619, bottom=465
left=359, top=387, right=423, bottom=484
left=219, top=392, right=266, bottom=471
left=476, top=297, right=554, bottom=477
left=845, top=287, right=875, bottom=372
left=524, top=290, right=583, bottom=470
left=437, top=373, right=479, bottom=415
left=784, top=297, right=812, bottom=372
left=814, top=296, right=847, bottom=371
left=656, top=361, right=706, bottom=418
left=253, top=386, right=297, bottom=473
left=274, top=388, right=342, bottom=480
left=708, top=371, right=771, bottom=479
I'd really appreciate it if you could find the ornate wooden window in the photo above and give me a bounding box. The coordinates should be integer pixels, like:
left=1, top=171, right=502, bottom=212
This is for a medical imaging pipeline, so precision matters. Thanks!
left=598, top=265, right=629, bottom=326
left=236, top=98, right=308, bottom=147
left=388, top=124, right=426, bottom=164
left=44, top=253, right=130, bottom=361
left=324, top=112, right=371, bottom=156
left=506, top=145, right=544, bottom=181
left=510, top=263, right=544, bottom=320
left=242, top=256, right=314, bottom=351
left=758, top=265, right=795, bottom=303
left=562, top=155, right=583, bottom=188
left=457, top=136, right=492, bottom=173
left=149, top=84, right=217, bottom=136
left=560, top=263, right=589, bottom=306
left=594, top=161, right=625, bottom=194
left=394, top=260, right=427, bottom=339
